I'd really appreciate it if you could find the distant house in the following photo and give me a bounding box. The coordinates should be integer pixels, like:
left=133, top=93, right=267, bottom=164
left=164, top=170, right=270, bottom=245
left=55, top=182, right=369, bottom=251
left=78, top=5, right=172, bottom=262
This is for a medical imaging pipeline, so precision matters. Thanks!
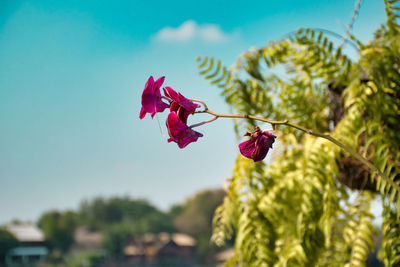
left=72, top=226, right=103, bottom=251
left=5, top=224, right=48, bottom=265
left=124, top=237, right=144, bottom=263
left=123, top=232, right=196, bottom=265
left=141, top=233, right=157, bottom=262
left=157, top=233, right=196, bottom=261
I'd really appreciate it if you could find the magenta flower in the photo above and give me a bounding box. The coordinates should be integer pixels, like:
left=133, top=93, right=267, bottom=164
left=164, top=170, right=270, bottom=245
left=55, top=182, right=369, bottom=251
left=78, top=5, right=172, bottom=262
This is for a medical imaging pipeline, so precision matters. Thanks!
left=163, top=86, right=200, bottom=123
left=139, top=76, right=171, bottom=119
left=239, top=127, right=276, bottom=162
left=166, top=112, right=203, bottom=148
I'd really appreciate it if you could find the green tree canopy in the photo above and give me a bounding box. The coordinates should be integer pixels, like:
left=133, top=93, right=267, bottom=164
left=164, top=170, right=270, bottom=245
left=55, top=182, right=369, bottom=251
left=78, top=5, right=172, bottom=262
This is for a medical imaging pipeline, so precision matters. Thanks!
left=78, top=196, right=175, bottom=234
left=174, top=188, right=226, bottom=262
left=38, top=210, right=78, bottom=252
left=175, top=188, right=225, bottom=236
left=102, top=222, right=134, bottom=260
left=0, top=228, right=18, bottom=263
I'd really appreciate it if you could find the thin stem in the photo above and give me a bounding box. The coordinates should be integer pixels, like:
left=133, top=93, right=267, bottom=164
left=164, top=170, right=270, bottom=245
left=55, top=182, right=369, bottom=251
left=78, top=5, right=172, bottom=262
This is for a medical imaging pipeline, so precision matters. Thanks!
left=194, top=109, right=400, bottom=193
left=340, top=0, right=362, bottom=47
left=189, top=116, right=218, bottom=128
left=191, top=99, right=208, bottom=111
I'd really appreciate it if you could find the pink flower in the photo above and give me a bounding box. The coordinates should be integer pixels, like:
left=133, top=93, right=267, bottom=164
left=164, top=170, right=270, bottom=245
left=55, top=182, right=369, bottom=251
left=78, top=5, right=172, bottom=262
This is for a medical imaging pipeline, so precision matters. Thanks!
left=163, top=86, right=200, bottom=123
left=166, top=112, right=203, bottom=148
left=139, top=76, right=170, bottom=119
left=239, top=127, right=276, bottom=162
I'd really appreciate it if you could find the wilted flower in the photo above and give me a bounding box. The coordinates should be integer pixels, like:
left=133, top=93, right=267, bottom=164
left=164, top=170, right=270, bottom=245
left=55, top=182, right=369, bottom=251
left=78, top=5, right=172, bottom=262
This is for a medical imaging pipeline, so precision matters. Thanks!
left=163, top=86, right=200, bottom=123
left=166, top=112, right=203, bottom=148
left=239, top=127, right=276, bottom=162
left=139, top=76, right=170, bottom=119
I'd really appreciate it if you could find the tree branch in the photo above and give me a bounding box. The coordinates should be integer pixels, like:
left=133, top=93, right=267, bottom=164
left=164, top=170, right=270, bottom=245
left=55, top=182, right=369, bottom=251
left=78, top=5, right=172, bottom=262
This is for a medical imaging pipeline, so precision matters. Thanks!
left=194, top=108, right=400, bottom=193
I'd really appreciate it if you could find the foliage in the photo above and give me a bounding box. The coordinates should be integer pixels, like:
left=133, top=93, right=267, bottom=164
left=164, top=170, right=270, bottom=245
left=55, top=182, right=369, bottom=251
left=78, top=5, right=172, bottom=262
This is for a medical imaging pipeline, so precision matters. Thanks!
left=78, top=196, right=175, bottom=234
left=0, top=228, right=18, bottom=262
left=67, top=251, right=105, bottom=267
left=102, top=222, right=134, bottom=259
left=42, top=250, right=66, bottom=265
left=38, top=210, right=78, bottom=252
left=198, top=1, right=400, bottom=265
left=174, top=188, right=226, bottom=262
left=168, top=204, right=184, bottom=219
left=175, top=188, right=225, bottom=236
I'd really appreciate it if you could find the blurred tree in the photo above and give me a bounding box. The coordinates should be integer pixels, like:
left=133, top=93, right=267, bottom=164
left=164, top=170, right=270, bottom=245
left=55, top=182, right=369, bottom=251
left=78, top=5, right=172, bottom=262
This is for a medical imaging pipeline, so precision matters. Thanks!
left=168, top=204, right=184, bottom=219
left=102, top=222, right=134, bottom=260
left=134, top=213, right=175, bottom=234
left=78, top=197, right=171, bottom=232
left=174, top=188, right=226, bottom=262
left=38, top=210, right=77, bottom=252
left=68, top=250, right=105, bottom=267
left=0, top=228, right=18, bottom=263
left=175, top=189, right=225, bottom=236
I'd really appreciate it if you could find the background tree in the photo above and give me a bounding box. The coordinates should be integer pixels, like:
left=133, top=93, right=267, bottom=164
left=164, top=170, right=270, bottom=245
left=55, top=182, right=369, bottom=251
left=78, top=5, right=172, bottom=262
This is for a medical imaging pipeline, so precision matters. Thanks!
left=0, top=228, right=18, bottom=264
left=198, top=0, right=400, bottom=266
left=174, top=188, right=226, bottom=262
left=78, top=196, right=174, bottom=233
left=68, top=250, right=104, bottom=267
left=102, top=222, right=134, bottom=260
left=38, top=210, right=78, bottom=252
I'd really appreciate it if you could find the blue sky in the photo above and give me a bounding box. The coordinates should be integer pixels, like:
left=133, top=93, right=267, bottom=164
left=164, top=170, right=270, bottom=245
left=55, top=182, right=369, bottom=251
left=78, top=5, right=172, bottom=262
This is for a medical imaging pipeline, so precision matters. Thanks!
left=0, top=0, right=386, bottom=223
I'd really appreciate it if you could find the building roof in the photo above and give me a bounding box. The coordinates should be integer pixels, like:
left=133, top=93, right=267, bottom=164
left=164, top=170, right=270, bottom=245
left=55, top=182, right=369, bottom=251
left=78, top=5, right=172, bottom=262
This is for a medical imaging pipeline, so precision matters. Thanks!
left=158, top=232, right=171, bottom=244
left=142, top=233, right=156, bottom=243
left=74, top=226, right=103, bottom=248
left=7, top=224, right=44, bottom=242
left=171, top=233, right=196, bottom=247
left=124, top=244, right=143, bottom=256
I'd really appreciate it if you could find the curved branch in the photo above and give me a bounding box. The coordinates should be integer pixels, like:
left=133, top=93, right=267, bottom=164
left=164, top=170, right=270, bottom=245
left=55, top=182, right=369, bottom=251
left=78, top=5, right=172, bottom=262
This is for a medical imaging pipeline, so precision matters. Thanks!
left=279, top=28, right=360, bottom=52
left=341, top=0, right=363, bottom=47
left=194, top=109, right=400, bottom=193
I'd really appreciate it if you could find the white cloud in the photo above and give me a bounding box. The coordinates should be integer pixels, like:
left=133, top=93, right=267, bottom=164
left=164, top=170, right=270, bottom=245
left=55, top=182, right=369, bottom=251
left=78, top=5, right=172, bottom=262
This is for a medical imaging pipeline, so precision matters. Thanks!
left=154, top=20, right=231, bottom=43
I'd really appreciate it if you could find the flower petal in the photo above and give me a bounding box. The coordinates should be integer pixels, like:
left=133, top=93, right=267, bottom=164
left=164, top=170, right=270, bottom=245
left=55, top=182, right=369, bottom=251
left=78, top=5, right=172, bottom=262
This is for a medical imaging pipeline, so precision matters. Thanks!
left=163, top=86, right=200, bottom=114
left=139, top=107, right=146, bottom=119
left=252, top=132, right=276, bottom=161
left=154, top=76, right=165, bottom=95
left=239, top=139, right=255, bottom=159
left=263, top=131, right=277, bottom=140
left=145, top=76, right=155, bottom=91
left=155, top=101, right=170, bottom=113
left=141, top=93, right=158, bottom=112
left=140, top=76, right=170, bottom=117
left=251, top=135, right=269, bottom=162
left=177, top=129, right=203, bottom=148
left=166, top=112, right=203, bottom=148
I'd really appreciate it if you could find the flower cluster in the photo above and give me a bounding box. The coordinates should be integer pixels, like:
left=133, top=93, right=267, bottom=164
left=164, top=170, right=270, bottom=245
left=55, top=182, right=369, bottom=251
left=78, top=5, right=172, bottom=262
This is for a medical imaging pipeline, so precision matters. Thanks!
left=139, top=76, right=203, bottom=148
left=139, top=76, right=276, bottom=161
